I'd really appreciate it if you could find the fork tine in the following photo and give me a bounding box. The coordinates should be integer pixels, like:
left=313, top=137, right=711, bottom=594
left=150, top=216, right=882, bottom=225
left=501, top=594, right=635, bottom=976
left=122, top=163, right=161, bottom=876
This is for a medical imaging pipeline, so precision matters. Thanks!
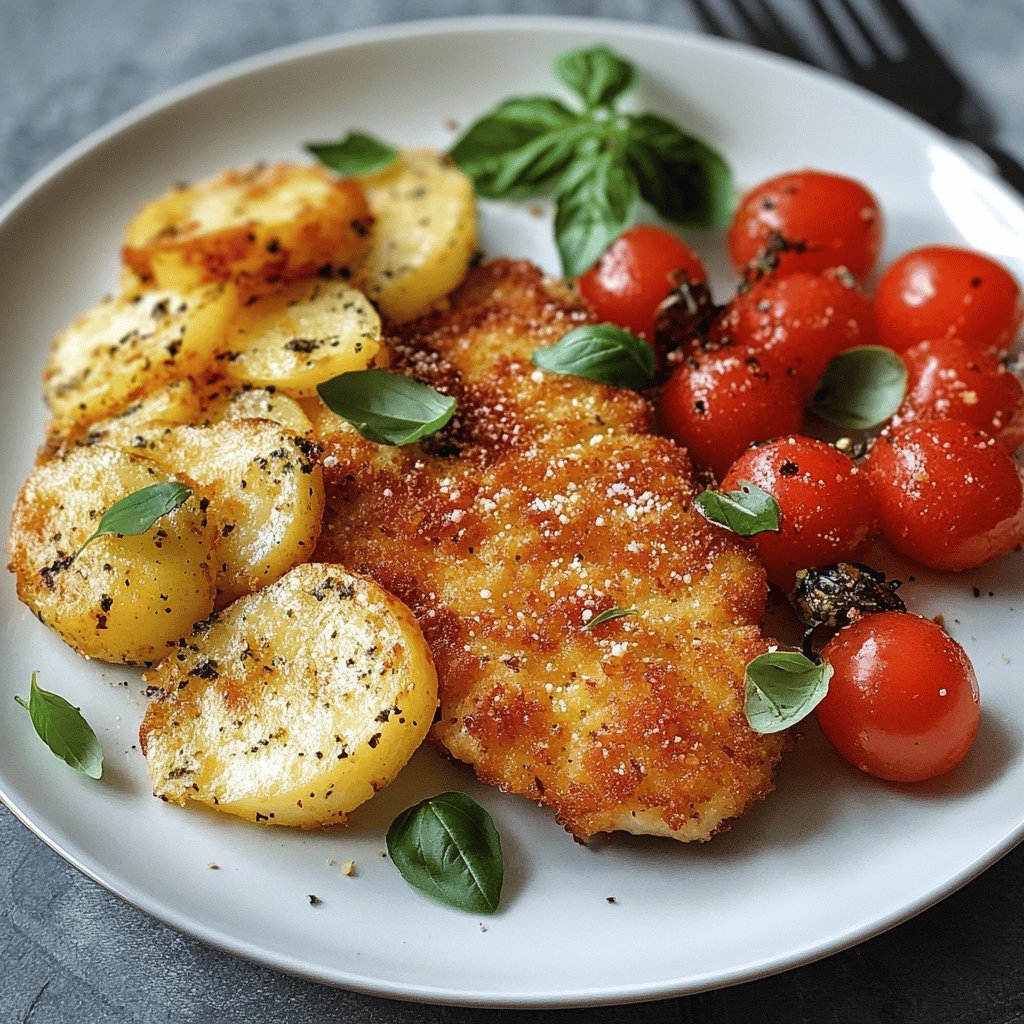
left=689, top=0, right=732, bottom=38
left=749, top=1, right=812, bottom=62
left=880, top=0, right=949, bottom=62
left=833, top=0, right=885, bottom=59
left=805, top=0, right=860, bottom=69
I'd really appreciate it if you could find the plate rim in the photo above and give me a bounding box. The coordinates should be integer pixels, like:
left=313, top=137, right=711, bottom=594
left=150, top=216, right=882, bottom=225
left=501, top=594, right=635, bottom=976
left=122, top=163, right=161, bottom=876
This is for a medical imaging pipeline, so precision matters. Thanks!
left=2, top=13, right=1023, bottom=1009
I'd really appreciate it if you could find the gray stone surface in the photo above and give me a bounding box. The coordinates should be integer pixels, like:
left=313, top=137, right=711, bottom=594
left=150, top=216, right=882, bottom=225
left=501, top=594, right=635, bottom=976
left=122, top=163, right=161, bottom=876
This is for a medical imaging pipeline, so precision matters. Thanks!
left=2, top=1, right=1023, bottom=1022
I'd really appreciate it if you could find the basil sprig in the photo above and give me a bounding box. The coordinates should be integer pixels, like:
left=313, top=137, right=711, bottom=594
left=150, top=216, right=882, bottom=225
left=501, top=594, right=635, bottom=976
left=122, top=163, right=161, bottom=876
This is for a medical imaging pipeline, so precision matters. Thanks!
left=306, top=131, right=399, bottom=176
left=744, top=652, right=833, bottom=734
left=583, top=606, right=637, bottom=631
left=532, top=324, right=655, bottom=390
left=812, top=346, right=908, bottom=430
left=449, top=45, right=733, bottom=277
left=15, top=672, right=104, bottom=779
left=79, top=481, right=192, bottom=554
left=387, top=792, right=503, bottom=914
left=317, top=369, right=456, bottom=447
left=695, top=481, right=781, bottom=537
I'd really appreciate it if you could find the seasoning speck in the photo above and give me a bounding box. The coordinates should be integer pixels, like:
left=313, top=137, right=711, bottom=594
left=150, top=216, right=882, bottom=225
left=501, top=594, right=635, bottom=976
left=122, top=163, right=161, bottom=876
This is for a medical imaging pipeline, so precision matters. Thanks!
left=342, top=859, right=356, bottom=877
left=308, top=894, right=322, bottom=906
left=208, top=862, right=220, bottom=870
left=606, top=896, right=617, bottom=904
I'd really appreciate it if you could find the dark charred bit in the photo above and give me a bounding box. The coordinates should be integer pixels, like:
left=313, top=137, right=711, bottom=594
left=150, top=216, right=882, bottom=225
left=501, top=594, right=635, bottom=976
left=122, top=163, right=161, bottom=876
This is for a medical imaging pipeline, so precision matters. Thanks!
left=790, top=562, right=905, bottom=652
left=40, top=554, right=75, bottom=590
left=653, top=276, right=721, bottom=367
left=740, top=230, right=810, bottom=288
left=190, top=659, right=220, bottom=681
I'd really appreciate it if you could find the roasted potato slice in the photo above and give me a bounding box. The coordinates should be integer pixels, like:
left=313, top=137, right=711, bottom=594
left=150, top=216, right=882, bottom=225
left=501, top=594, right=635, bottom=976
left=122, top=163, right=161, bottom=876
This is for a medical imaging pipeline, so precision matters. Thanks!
left=66, top=379, right=202, bottom=450
left=140, top=563, right=438, bottom=827
left=122, top=163, right=372, bottom=290
left=8, top=445, right=217, bottom=664
left=357, top=149, right=477, bottom=321
left=205, top=386, right=313, bottom=436
left=223, top=280, right=381, bottom=395
left=44, top=285, right=236, bottom=426
left=135, top=419, right=324, bottom=605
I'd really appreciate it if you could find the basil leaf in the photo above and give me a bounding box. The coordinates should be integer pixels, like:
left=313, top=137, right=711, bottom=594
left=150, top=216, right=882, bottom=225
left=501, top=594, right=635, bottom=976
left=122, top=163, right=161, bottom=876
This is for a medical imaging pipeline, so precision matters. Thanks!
left=812, top=346, right=908, bottom=430
left=744, top=652, right=833, bottom=734
left=306, top=132, right=399, bottom=176
left=625, top=113, right=734, bottom=227
left=387, top=792, right=503, bottom=914
left=449, top=96, right=583, bottom=198
left=695, top=480, right=781, bottom=536
left=554, top=151, right=639, bottom=277
left=14, top=672, right=103, bottom=779
left=79, top=481, right=192, bottom=554
left=317, top=369, right=456, bottom=446
left=583, top=606, right=637, bottom=631
left=553, top=46, right=636, bottom=109
left=533, top=324, right=655, bottom=390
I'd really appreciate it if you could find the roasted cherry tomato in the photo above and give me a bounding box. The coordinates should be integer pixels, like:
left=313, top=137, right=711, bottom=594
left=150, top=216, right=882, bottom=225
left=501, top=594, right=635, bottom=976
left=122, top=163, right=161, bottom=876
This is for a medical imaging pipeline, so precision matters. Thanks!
left=874, top=245, right=1024, bottom=354
left=896, top=337, right=1024, bottom=452
left=658, top=349, right=804, bottom=478
left=576, top=225, right=706, bottom=341
left=728, top=170, right=883, bottom=281
left=712, top=270, right=875, bottom=393
left=865, top=419, right=1024, bottom=571
left=720, top=436, right=877, bottom=587
left=817, top=612, right=980, bottom=783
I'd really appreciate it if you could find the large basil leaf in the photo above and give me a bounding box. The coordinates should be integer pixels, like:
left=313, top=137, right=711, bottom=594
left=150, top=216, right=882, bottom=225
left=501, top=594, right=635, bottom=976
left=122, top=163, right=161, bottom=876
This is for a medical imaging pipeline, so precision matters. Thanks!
left=79, top=481, right=192, bottom=554
left=694, top=481, right=781, bottom=537
left=744, top=652, right=833, bottom=734
left=626, top=113, right=734, bottom=227
left=306, top=132, right=399, bottom=176
left=532, top=324, right=655, bottom=390
left=387, top=792, right=503, bottom=914
left=316, top=369, right=456, bottom=447
left=812, top=346, right=908, bottom=430
left=15, top=673, right=104, bottom=779
left=553, top=45, right=637, bottom=109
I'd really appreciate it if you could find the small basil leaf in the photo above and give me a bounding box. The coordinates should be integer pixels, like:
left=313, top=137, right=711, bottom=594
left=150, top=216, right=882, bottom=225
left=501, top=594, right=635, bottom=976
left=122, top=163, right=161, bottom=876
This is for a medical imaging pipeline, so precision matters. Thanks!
left=695, top=480, right=781, bottom=536
left=15, top=672, right=103, bottom=779
left=306, top=132, right=399, bottom=176
left=387, top=792, right=503, bottom=914
left=533, top=324, right=655, bottom=390
left=79, top=481, right=192, bottom=554
left=583, top=606, right=637, bottom=631
left=449, top=96, right=581, bottom=198
left=317, top=369, right=456, bottom=447
left=744, top=652, right=833, bottom=734
left=553, top=46, right=637, bottom=110
left=554, top=151, right=639, bottom=277
left=812, top=346, right=908, bottom=430
left=625, top=113, right=734, bottom=227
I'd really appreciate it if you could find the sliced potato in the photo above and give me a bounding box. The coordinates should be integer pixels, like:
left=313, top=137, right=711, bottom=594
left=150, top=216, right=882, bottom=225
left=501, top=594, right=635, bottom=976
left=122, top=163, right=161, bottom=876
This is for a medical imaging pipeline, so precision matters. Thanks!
left=68, top=379, right=202, bottom=450
left=122, top=163, right=372, bottom=290
left=356, top=149, right=477, bottom=321
left=8, top=445, right=217, bottom=664
left=135, top=419, right=324, bottom=605
left=223, top=280, right=381, bottom=395
left=44, top=285, right=236, bottom=426
left=205, top=386, right=313, bottom=436
left=139, top=563, right=438, bottom=827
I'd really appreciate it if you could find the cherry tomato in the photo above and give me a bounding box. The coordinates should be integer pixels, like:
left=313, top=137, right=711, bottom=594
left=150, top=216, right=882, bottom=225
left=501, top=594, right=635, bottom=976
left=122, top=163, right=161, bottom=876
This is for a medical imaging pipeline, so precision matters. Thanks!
left=658, top=349, right=804, bottom=478
left=816, top=612, right=980, bottom=783
left=712, top=270, right=875, bottom=393
left=865, top=419, right=1024, bottom=571
left=728, top=170, right=883, bottom=281
left=896, top=337, right=1024, bottom=452
left=874, top=245, right=1024, bottom=354
left=720, top=436, right=877, bottom=588
left=576, top=225, right=706, bottom=341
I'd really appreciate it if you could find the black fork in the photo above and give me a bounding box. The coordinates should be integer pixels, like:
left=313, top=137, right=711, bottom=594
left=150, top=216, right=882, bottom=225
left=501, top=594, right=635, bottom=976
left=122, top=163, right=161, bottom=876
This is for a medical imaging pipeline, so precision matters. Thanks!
left=689, top=0, right=1024, bottom=196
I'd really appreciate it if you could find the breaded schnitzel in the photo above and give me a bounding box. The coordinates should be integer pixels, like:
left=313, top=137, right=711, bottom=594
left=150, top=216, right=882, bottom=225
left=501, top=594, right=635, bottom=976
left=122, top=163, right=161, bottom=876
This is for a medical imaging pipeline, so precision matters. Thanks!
left=314, top=260, right=786, bottom=841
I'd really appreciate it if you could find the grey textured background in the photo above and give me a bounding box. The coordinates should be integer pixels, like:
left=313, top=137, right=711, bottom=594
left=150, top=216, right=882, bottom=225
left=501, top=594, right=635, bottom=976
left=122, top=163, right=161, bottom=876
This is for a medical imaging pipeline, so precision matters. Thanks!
left=2, top=1, right=1024, bottom=1022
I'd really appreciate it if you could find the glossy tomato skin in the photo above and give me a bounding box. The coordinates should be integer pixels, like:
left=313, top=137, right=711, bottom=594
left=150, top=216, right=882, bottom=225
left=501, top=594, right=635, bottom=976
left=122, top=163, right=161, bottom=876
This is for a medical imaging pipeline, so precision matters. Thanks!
left=576, top=225, right=706, bottom=341
left=728, top=170, right=883, bottom=281
left=658, top=349, right=804, bottom=479
left=720, top=436, right=877, bottom=588
left=896, top=337, right=1024, bottom=452
left=865, top=420, right=1024, bottom=571
left=874, top=245, right=1024, bottom=354
left=816, top=612, right=980, bottom=782
left=713, top=270, right=876, bottom=393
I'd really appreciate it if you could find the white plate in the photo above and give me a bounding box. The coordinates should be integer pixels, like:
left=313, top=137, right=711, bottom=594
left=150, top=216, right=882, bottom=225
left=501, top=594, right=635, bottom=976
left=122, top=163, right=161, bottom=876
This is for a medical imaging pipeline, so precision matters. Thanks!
left=2, top=15, right=1023, bottom=1010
